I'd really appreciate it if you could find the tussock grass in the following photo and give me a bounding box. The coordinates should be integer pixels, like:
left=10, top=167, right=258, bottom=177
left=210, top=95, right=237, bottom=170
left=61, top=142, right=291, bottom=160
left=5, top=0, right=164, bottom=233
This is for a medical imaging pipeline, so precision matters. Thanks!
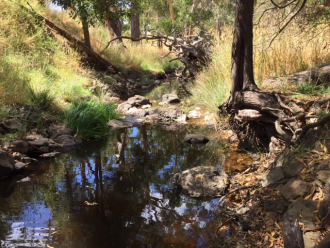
left=64, top=100, right=120, bottom=139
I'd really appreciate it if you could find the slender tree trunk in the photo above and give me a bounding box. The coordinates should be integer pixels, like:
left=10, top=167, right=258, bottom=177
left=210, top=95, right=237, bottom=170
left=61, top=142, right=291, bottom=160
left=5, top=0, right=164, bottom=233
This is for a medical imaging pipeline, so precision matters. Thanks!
left=215, top=11, right=221, bottom=39
left=230, top=0, right=258, bottom=101
left=130, top=0, right=141, bottom=43
left=105, top=11, right=122, bottom=43
left=168, top=0, right=175, bottom=22
left=81, top=9, right=91, bottom=49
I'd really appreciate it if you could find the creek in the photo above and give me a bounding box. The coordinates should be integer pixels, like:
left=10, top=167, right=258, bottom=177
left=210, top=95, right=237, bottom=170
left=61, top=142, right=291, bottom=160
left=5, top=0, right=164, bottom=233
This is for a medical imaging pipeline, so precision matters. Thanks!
left=0, top=125, right=252, bottom=248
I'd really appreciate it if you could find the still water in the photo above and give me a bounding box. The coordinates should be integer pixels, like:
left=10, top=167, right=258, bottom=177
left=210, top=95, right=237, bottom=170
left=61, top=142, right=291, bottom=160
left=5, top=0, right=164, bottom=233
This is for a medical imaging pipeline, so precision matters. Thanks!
left=0, top=125, right=239, bottom=248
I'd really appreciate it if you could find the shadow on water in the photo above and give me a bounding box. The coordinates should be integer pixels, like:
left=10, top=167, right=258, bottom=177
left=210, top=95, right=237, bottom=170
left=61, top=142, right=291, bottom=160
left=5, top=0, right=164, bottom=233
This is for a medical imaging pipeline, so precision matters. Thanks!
left=0, top=125, right=240, bottom=248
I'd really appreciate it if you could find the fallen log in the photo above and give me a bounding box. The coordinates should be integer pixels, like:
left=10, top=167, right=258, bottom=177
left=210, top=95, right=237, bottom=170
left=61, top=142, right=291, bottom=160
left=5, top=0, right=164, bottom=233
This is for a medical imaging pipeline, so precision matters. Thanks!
left=25, top=3, right=120, bottom=73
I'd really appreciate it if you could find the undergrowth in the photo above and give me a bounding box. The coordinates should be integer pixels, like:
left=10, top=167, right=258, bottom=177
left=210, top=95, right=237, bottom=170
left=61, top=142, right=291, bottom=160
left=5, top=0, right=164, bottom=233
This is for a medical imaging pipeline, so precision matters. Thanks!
left=64, top=100, right=120, bottom=139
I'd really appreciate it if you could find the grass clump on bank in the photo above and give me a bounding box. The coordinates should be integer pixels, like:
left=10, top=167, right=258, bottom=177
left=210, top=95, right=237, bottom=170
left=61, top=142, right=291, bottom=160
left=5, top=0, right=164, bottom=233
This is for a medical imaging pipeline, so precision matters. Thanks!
left=64, top=100, right=120, bottom=139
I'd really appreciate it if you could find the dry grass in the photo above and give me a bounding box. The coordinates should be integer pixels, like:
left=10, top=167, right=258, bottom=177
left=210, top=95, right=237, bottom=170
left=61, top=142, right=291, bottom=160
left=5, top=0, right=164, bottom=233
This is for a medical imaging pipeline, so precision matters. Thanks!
left=43, top=8, right=181, bottom=73
left=190, top=21, right=330, bottom=113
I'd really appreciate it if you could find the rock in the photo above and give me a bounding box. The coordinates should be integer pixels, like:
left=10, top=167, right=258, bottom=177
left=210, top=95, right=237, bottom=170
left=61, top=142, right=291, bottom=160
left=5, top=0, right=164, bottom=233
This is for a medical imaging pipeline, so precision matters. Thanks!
left=188, top=110, right=201, bottom=119
left=317, top=170, right=330, bottom=184
left=0, top=119, right=22, bottom=131
left=117, top=102, right=133, bottom=112
left=127, top=95, right=151, bottom=106
left=316, top=159, right=330, bottom=171
left=281, top=178, right=313, bottom=202
left=28, top=138, right=49, bottom=147
left=22, top=156, right=38, bottom=163
left=39, top=146, right=49, bottom=153
left=15, top=162, right=26, bottom=170
left=183, top=134, right=209, bottom=144
left=260, top=167, right=284, bottom=187
left=303, top=232, right=321, bottom=248
left=127, top=107, right=147, bottom=117
left=316, top=234, right=330, bottom=248
left=53, top=135, right=82, bottom=148
left=24, top=134, right=44, bottom=141
left=264, top=200, right=286, bottom=214
left=107, top=119, right=133, bottom=129
left=109, top=97, right=120, bottom=102
left=282, top=156, right=304, bottom=178
left=158, top=102, right=166, bottom=106
left=173, top=166, right=228, bottom=197
left=49, top=127, right=75, bottom=139
left=0, top=150, right=15, bottom=176
left=162, top=94, right=180, bottom=104
left=10, top=140, right=29, bottom=154
left=142, top=104, right=151, bottom=109
left=40, top=152, right=60, bottom=158
left=284, top=200, right=317, bottom=228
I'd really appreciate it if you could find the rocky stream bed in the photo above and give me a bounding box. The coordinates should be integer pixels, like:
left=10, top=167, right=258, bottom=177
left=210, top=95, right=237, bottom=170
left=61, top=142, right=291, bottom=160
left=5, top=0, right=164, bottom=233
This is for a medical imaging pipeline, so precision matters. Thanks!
left=1, top=92, right=330, bottom=247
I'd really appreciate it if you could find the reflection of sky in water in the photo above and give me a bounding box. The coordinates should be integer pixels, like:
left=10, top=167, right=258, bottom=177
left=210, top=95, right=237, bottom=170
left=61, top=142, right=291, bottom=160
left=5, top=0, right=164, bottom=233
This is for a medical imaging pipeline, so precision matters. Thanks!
left=1, top=202, right=54, bottom=247
left=1, top=125, right=225, bottom=247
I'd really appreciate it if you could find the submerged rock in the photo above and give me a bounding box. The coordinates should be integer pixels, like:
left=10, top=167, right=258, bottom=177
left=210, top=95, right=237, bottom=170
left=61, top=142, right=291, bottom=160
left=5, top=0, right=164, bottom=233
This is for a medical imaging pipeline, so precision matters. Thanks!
left=183, top=134, right=209, bottom=144
left=173, top=166, right=228, bottom=197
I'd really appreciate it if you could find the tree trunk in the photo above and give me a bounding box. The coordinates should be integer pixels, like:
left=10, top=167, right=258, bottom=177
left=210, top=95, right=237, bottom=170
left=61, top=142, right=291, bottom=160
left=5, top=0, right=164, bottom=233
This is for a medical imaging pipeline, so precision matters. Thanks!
left=168, top=0, right=175, bottom=22
left=130, top=0, right=141, bottom=43
left=105, top=11, right=123, bottom=43
left=231, top=0, right=258, bottom=101
left=81, top=13, right=91, bottom=49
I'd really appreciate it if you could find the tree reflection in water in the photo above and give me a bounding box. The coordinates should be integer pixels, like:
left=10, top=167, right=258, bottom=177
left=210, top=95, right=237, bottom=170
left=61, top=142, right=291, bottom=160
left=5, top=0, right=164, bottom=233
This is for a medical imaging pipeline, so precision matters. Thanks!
left=0, top=125, right=226, bottom=248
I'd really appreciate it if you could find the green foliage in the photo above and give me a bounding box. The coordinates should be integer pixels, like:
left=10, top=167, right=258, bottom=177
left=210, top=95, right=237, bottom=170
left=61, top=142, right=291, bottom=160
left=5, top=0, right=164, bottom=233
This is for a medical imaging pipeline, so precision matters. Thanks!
left=297, top=81, right=330, bottom=96
left=64, top=100, right=120, bottom=139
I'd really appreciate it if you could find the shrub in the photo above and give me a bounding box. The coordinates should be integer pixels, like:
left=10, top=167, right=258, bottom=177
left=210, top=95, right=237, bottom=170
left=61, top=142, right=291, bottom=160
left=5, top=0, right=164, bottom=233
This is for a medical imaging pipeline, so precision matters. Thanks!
left=64, top=100, right=120, bottom=139
left=27, top=84, right=54, bottom=110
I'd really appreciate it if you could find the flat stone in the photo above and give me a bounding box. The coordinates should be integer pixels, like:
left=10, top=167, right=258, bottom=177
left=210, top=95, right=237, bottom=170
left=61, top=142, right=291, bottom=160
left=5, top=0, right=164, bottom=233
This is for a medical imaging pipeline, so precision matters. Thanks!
left=28, top=138, right=49, bottom=147
left=285, top=200, right=317, bottom=228
left=107, top=119, right=133, bottom=129
left=303, top=232, right=321, bottom=248
left=53, top=135, right=81, bottom=147
left=15, top=162, right=26, bottom=170
left=264, top=200, right=286, bottom=214
left=22, top=156, right=38, bottom=163
left=183, top=134, right=209, bottom=144
left=40, top=152, right=60, bottom=158
left=173, top=166, right=228, bottom=197
left=24, top=134, right=44, bottom=141
left=281, top=178, right=313, bottom=202
left=0, top=150, right=15, bottom=176
left=162, top=94, right=180, bottom=104
left=260, top=167, right=284, bottom=187
left=117, top=102, right=132, bottom=112
left=317, top=170, right=330, bottom=184
left=10, top=140, right=29, bottom=154
left=282, top=157, right=304, bottom=178
left=127, top=107, right=147, bottom=117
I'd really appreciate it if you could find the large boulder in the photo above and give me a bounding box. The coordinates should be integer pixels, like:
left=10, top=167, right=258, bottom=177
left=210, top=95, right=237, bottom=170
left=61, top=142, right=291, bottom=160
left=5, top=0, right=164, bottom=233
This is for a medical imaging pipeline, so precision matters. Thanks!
left=0, top=150, right=15, bottom=177
left=173, top=166, right=228, bottom=197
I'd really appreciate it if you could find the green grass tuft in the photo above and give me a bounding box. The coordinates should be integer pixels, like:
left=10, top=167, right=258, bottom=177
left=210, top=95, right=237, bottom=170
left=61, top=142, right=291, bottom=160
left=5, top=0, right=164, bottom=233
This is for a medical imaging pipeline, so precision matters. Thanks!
left=64, top=100, right=120, bottom=139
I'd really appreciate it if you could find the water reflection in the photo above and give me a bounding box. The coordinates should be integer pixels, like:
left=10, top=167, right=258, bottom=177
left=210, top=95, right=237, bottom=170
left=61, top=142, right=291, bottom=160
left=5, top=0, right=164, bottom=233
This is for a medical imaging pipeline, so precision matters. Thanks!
left=0, top=125, right=226, bottom=248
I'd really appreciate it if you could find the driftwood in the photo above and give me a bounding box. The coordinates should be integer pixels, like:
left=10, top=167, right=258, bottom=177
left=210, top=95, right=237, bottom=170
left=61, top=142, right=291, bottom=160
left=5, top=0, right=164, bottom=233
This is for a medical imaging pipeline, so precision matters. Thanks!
left=25, top=3, right=120, bottom=73
left=103, top=30, right=213, bottom=77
